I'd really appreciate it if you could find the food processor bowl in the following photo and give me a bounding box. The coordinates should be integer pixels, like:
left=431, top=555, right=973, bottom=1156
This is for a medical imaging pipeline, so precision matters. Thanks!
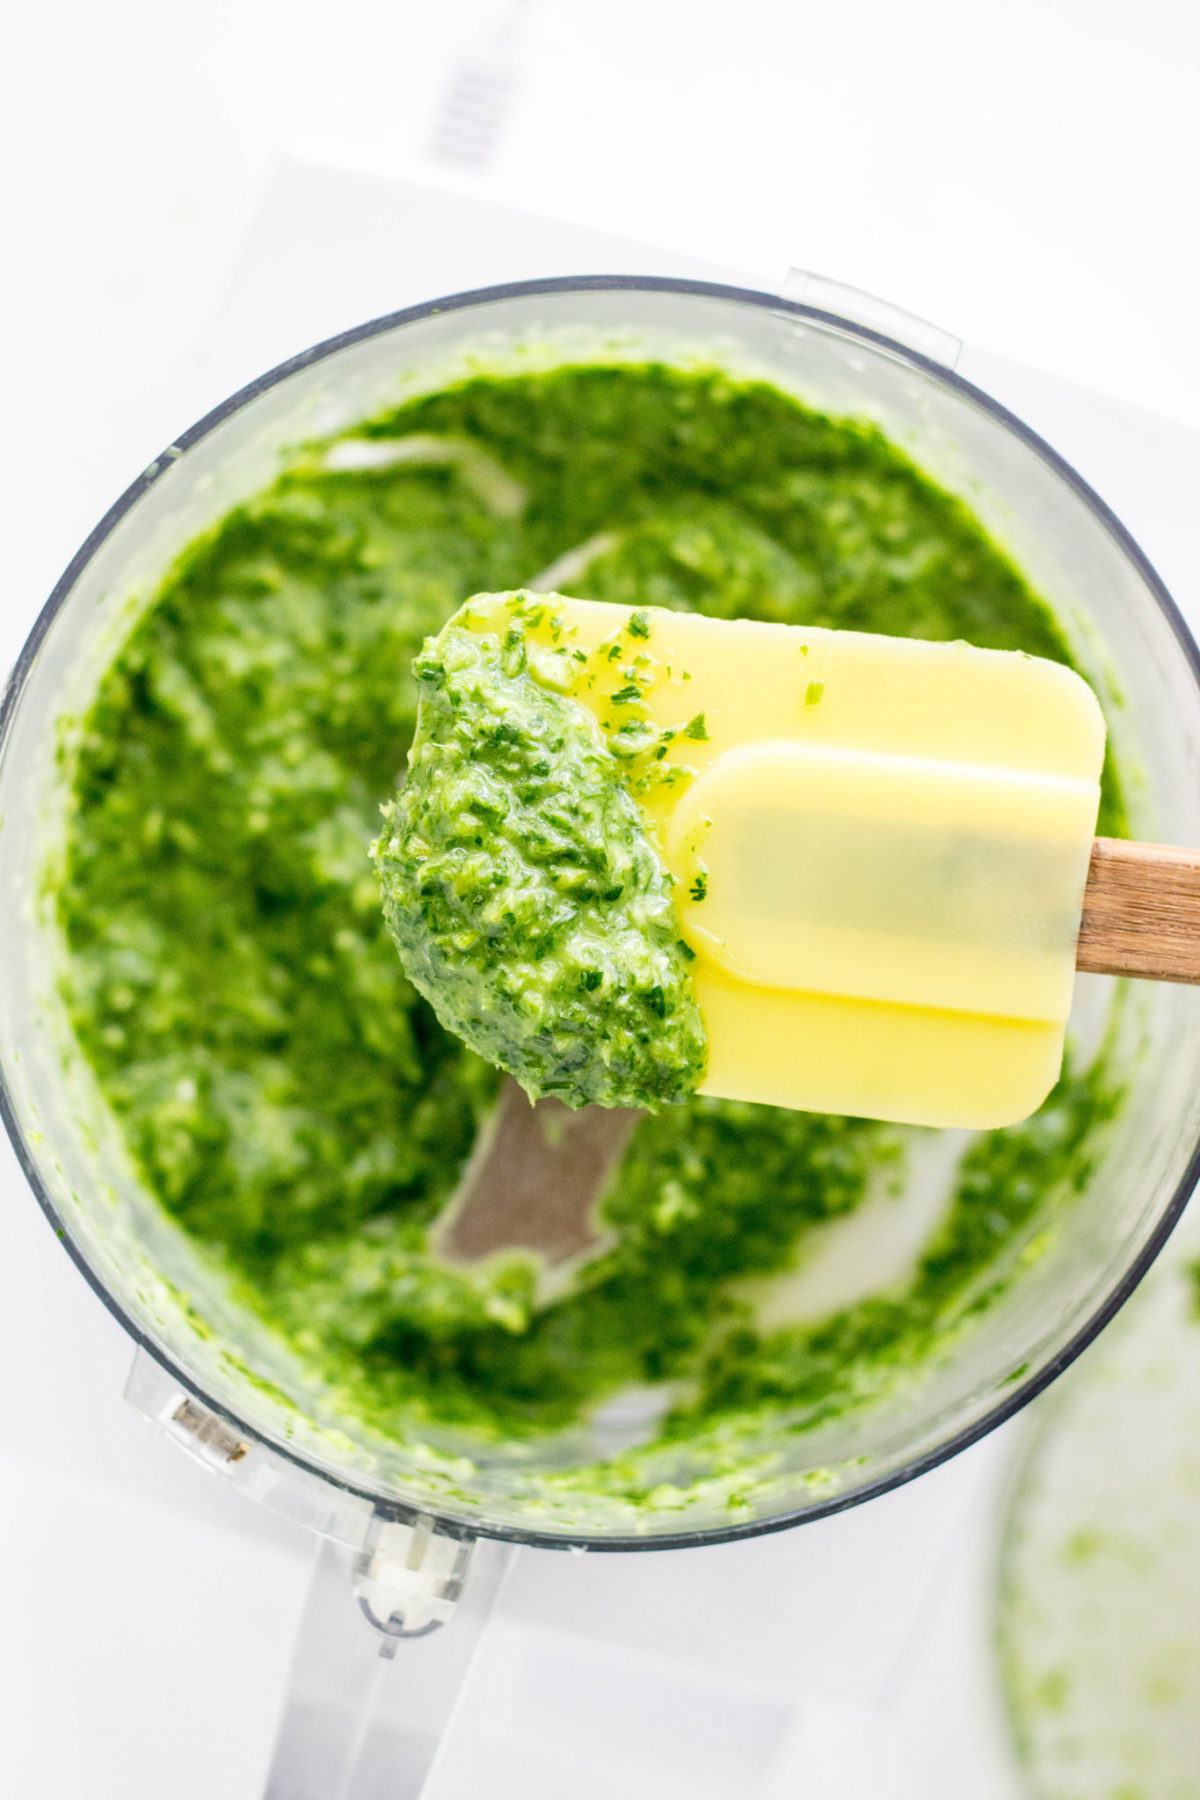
left=3, top=276, right=1200, bottom=1554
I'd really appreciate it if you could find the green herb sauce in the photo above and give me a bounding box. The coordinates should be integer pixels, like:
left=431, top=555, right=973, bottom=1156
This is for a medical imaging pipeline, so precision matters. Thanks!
left=57, top=361, right=1125, bottom=1489
left=372, top=602, right=706, bottom=1109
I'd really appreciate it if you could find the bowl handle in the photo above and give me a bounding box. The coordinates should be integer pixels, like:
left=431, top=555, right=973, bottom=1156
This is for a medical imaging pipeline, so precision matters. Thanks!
left=263, top=1516, right=515, bottom=1799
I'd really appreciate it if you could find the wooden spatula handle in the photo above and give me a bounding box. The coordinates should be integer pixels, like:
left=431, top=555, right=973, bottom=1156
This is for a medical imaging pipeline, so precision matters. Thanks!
left=1077, top=837, right=1200, bottom=983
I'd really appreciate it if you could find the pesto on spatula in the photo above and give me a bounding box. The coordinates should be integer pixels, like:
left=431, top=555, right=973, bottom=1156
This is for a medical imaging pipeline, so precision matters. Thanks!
left=373, top=598, right=706, bottom=1110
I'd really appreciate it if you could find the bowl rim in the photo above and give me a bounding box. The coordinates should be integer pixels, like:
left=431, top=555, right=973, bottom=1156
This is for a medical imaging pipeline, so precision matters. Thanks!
left=3, top=271, right=1199, bottom=1552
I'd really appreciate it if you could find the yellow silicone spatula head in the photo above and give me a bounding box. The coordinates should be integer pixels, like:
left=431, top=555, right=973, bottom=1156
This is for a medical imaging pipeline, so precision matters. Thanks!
left=377, top=590, right=1107, bottom=1132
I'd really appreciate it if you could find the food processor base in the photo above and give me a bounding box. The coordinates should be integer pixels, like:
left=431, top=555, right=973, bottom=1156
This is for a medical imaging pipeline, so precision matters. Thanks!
left=7, top=161, right=1200, bottom=1800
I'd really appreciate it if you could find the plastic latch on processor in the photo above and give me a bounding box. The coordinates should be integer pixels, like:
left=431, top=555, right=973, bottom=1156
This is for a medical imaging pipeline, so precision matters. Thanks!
left=780, top=269, right=962, bottom=370
left=123, top=1345, right=480, bottom=1643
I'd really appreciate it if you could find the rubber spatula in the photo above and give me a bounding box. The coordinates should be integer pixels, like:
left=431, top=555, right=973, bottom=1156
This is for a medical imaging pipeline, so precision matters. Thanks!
left=436, top=593, right=1200, bottom=1273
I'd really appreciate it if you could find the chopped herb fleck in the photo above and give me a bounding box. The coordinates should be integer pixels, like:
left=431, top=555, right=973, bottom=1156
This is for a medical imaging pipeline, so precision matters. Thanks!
left=683, top=713, right=710, bottom=741
left=805, top=681, right=825, bottom=706
left=607, top=721, right=660, bottom=757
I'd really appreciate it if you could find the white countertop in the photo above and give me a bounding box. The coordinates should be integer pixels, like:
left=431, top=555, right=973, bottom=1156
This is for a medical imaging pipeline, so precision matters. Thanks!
left=4, top=11, right=1200, bottom=1793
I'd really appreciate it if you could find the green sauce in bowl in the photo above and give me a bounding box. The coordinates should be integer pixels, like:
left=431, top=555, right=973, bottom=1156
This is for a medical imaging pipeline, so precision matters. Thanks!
left=54, top=360, right=1125, bottom=1503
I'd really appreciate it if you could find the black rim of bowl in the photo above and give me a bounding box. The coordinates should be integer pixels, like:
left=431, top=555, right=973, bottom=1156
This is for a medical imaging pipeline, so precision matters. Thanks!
left=3, top=273, right=1198, bottom=1553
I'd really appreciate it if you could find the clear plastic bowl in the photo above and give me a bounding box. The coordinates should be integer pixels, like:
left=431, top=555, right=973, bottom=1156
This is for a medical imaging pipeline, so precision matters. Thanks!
left=3, top=276, right=1200, bottom=1548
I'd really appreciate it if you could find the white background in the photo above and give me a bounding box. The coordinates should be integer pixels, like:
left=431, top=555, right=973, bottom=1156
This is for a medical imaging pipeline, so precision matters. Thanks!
left=3, top=4, right=1200, bottom=1796
left=5, top=0, right=1200, bottom=664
